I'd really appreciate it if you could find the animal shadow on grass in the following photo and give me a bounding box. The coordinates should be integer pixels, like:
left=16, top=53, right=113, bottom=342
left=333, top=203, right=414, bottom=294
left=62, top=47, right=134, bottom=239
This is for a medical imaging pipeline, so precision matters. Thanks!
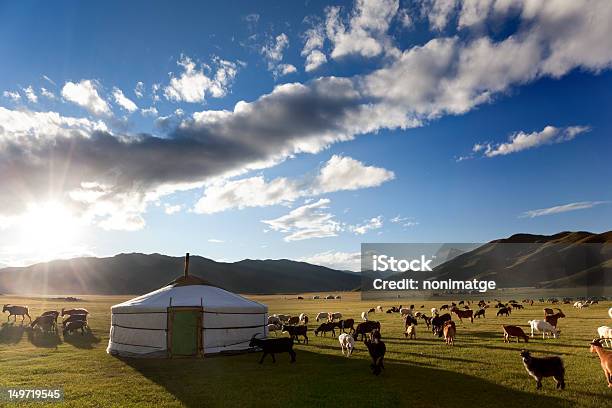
left=122, top=350, right=568, bottom=408
left=0, top=323, right=25, bottom=344
left=27, top=328, right=62, bottom=348
left=62, top=330, right=100, bottom=349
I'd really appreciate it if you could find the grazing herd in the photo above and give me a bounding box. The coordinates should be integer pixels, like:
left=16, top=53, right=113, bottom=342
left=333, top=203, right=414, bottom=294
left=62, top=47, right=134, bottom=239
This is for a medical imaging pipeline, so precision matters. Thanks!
left=255, top=296, right=612, bottom=390
left=3, top=304, right=90, bottom=336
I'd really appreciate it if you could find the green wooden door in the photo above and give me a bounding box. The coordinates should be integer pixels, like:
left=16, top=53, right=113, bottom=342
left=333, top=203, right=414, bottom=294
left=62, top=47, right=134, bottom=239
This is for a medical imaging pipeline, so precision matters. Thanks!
left=170, top=310, right=200, bottom=356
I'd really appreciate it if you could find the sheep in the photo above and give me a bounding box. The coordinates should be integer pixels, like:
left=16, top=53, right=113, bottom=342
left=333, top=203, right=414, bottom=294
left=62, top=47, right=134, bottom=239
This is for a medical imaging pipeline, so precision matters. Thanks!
left=267, top=323, right=281, bottom=336
left=590, top=339, right=612, bottom=388
left=520, top=350, right=565, bottom=390
left=249, top=334, right=296, bottom=364
left=443, top=321, right=456, bottom=345
left=63, top=319, right=87, bottom=336
left=327, top=312, right=342, bottom=322
left=61, top=308, right=89, bottom=318
left=2, top=304, right=31, bottom=323
left=364, top=329, right=386, bottom=375
left=30, top=315, right=57, bottom=333
left=450, top=306, right=474, bottom=323
left=281, top=324, right=308, bottom=344
left=314, top=322, right=336, bottom=337
left=528, top=320, right=560, bottom=339
left=497, top=307, right=511, bottom=317
left=376, top=305, right=383, bottom=313
left=431, top=313, right=452, bottom=337
left=338, top=333, right=355, bottom=357
left=354, top=321, right=381, bottom=341
left=268, top=315, right=281, bottom=325
left=503, top=325, right=529, bottom=343
left=361, top=311, right=369, bottom=322
left=544, top=309, right=566, bottom=328
left=597, top=326, right=612, bottom=348
left=315, top=312, right=328, bottom=322
left=474, top=308, right=486, bottom=319
left=405, top=324, right=416, bottom=340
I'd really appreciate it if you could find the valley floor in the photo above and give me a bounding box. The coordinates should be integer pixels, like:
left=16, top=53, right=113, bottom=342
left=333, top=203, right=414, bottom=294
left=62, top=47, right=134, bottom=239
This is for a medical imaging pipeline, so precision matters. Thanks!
left=0, top=293, right=610, bottom=407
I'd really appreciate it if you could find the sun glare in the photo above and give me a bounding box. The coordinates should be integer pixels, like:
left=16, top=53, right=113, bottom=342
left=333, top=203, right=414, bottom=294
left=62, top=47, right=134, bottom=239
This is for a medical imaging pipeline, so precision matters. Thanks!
left=17, top=201, right=81, bottom=261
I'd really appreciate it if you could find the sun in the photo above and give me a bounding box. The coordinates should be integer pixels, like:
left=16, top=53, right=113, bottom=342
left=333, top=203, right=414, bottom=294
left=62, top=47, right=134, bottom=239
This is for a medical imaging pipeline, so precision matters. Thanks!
left=17, top=201, right=81, bottom=261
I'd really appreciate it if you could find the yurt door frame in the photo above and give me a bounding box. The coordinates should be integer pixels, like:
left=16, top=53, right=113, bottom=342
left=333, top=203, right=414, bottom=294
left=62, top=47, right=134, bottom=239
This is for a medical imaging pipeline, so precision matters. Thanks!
left=167, top=306, right=203, bottom=358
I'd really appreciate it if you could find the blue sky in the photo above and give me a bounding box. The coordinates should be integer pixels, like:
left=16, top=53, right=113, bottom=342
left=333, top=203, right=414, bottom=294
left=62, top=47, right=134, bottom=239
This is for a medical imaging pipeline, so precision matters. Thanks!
left=0, top=0, right=611, bottom=269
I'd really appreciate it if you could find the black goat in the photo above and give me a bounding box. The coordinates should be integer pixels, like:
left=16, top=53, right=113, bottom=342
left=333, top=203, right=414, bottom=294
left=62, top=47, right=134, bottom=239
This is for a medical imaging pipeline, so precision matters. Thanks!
left=419, top=314, right=432, bottom=329
left=281, top=324, right=308, bottom=344
left=497, top=307, right=511, bottom=317
left=364, top=329, right=386, bottom=375
left=474, top=309, right=486, bottom=319
left=249, top=335, right=296, bottom=363
left=314, top=322, right=336, bottom=337
left=335, top=318, right=355, bottom=334
left=431, top=313, right=451, bottom=337
left=520, top=350, right=565, bottom=390
left=403, top=314, right=418, bottom=329
left=354, top=321, right=381, bottom=340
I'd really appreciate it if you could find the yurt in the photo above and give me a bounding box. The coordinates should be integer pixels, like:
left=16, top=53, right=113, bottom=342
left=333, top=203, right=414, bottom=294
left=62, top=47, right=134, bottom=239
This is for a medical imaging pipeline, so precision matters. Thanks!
left=107, top=253, right=268, bottom=358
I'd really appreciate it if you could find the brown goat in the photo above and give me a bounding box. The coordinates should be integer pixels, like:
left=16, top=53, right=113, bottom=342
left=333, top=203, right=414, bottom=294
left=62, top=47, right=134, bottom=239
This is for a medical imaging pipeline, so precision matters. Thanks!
left=503, top=325, right=529, bottom=343
left=545, top=309, right=565, bottom=328
left=443, top=321, right=456, bottom=345
left=2, top=304, right=31, bottom=323
left=590, top=339, right=612, bottom=388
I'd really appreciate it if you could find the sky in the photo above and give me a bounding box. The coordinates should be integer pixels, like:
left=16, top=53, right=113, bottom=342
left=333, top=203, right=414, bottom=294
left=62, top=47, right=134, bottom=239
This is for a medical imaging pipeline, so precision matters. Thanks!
left=0, top=0, right=611, bottom=270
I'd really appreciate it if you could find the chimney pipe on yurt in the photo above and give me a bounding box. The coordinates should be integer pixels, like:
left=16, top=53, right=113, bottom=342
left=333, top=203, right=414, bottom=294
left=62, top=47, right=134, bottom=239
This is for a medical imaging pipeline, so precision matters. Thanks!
left=184, top=252, right=190, bottom=279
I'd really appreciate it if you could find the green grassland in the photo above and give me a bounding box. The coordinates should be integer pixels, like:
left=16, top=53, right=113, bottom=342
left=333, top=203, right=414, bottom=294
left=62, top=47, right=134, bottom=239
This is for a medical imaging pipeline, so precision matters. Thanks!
left=0, top=293, right=610, bottom=407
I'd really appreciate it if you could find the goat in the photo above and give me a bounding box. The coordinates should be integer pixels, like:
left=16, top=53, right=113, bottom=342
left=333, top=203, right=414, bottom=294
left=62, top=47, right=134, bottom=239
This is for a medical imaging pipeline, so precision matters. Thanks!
left=267, top=323, right=281, bottom=335
left=327, top=312, right=342, bottom=322
left=338, top=333, right=355, bottom=357
left=368, top=308, right=376, bottom=314
left=405, top=324, right=416, bottom=339
left=503, top=325, right=529, bottom=343
left=543, top=307, right=554, bottom=315
left=354, top=321, right=381, bottom=341
left=528, top=320, right=560, bottom=339
left=399, top=308, right=413, bottom=316
left=403, top=314, right=417, bottom=329
left=431, top=313, right=452, bottom=337
left=281, top=324, right=308, bottom=344
left=276, top=314, right=291, bottom=323
left=314, top=322, right=336, bottom=337
left=597, top=326, right=612, bottom=348
left=61, top=308, right=89, bottom=318
left=41, top=310, right=60, bottom=324
left=3, top=304, right=31, bottom=323
left=451, top=306, right=474, bottom=323
left=315, top=312, right=327, bottom=322
left=312, top=296, right=320, bottom=300
left=545, top=309, right=565, bottom=328
left=443, top=321, right=456, bottom=345
left=497, top=307, right=511, bottom=317
left=268, top=315, right=281, bottom=325
left=431, top=307, right=438, bottom=316
left=287, top=316, right=300, bottom=325
left=419, top=314, right=432, bottom=329
left=299, top=313, right=308, bottom=324
left=336, top=318, right=355, bottom=334
left=63, top=319, right=87, bottom=336
left=364, top=329, right=385, bottom=375
left=249, top=334, right=296, bottom=363
left=62, top=314, right=88, bottom=328
left=376, top=305, right=383, bottom=313
left=520, top=350, right=565, bottom=390
left=440, top=304, right=449, bottom=311
left=361, top=311, right=369, bottom=321
left=609, top=307, right=612, bottom=320
left=590, top=339, right=612, bottom=388
left=30, top=315, right=57, bottom=332
left=474, top=308, right=485, bottom=319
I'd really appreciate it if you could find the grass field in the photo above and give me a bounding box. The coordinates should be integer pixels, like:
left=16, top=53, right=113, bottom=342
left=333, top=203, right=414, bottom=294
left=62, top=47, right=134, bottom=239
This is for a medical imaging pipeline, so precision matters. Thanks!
left=0, top=293, right=611, bottom=407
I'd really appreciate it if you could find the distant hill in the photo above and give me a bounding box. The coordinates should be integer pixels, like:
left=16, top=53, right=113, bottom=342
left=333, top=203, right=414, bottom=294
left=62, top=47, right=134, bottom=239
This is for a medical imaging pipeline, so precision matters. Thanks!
left=429, top=231, right=612, bottom=288
left=0, top=254, right=360, bottom=295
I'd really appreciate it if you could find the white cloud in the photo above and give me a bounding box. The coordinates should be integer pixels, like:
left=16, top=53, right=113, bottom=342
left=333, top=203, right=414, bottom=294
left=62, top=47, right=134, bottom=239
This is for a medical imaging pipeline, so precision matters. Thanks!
left=475, top=125, right=591, bottom=157
left=349, top=215, right=383, bottom=234
left=40, top=87, right=56, bottom=99
left=262, top=33, right=297, bottom=78
left=141, top=106, right=158, bottom=117
left=301, top=24, right=328, bottom=71
left=207, top=238, right=225, bottom=243
left=23, top=86, right=38, bottom=103
left=420, top=0, right=458, bottom=31
left=520, top=201, right=609, bottom=218
left=151, top=83, right=161, bottom=102
left=134, top=81, right=145, bottom=98
left=299, top=250, right=361, bottom=271
left=3, top=90, right=21, bottom=102
left=112, top=87, right=138, bottom=112
left=164, top=204, right=182, bottom=215
left=194, top=155, right=394, bottom=214
left=164, top=55, right=238, bottom=103
left=262, top=198, right=342, bottom=242
left=390, top=215, right=419, bottom=227
left=61, top=80, right=111, bottom=116
left=325, top=0, right=400, bottom=60
left=304, top=50, right=327, bottom=72
left=42, top=75, right=56, bottom=86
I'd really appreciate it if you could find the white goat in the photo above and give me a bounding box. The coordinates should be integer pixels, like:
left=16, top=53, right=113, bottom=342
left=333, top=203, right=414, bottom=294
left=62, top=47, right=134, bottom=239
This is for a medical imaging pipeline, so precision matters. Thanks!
left=597, top=326, right=612, bottom=348
left=528, top=320, right=560, bottom=339
left=338, top=333, right=355, bottom=357
left=299, top=313, right=308, bottom=323
left=315, top=312, right=328, bottom=322
left=431, top=307, right=439, bottom=316
left=376, top=305, right=383, bottom=313
left=361, top=311, right=369, bottom=321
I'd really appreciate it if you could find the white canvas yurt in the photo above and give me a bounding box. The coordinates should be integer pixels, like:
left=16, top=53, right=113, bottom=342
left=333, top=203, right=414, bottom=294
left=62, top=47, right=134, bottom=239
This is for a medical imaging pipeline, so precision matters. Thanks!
left=107, top=254, right=268, bottom=358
